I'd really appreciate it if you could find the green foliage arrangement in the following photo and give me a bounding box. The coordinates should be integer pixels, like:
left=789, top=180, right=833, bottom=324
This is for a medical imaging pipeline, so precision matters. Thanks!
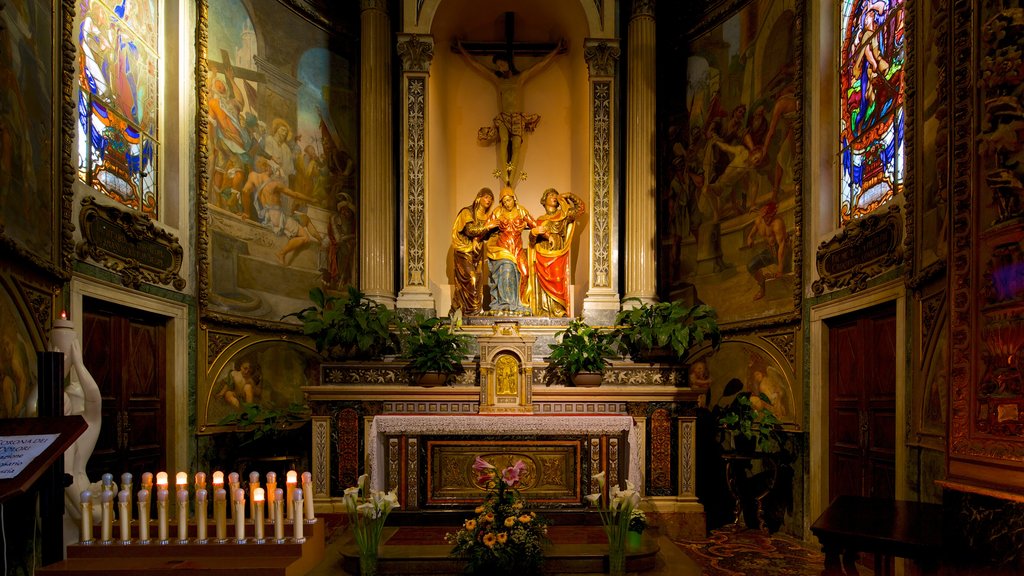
left=713, top=378, right=783, bottom=453
left=447, top=458, right=550, bottom=575
left=401, top=314, right=473, bottom=376
left=613, top=298, right=721, bottom=362
left=282, top=286, right=399, bottom=360
left=216, top=402, right=311, bottom=446
left=548, top=318, right=616, bottom=376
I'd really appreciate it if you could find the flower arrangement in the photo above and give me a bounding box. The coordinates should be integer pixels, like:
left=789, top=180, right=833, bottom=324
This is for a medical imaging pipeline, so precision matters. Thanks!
left=342, top=474, right=400, bottom=576
left=585, top=470, right=641, bottom=576
left=629, top=508, right=647, bottom=533
left=447, top=457, right=550, bottom=575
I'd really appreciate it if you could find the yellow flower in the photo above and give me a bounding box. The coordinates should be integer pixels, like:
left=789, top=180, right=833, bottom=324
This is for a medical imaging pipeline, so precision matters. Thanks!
left=504, top=516, right=516, bottom=527
left=475, top=505, right=485, bottom=514
left=464, top=519, right=476, bottom=530
left=483, top=533, right=497, bottom=548
left=519, top=514, right=532, bottom=523
left=483, top=512, right=495, bottom=524
left=496, top=532, right=508, bottom=544
left=512, top=502, right=523, bottom=510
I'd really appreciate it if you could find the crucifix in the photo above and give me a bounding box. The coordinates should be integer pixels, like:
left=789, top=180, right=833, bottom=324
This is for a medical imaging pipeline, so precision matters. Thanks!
left=454, top=12, right=566, bottom=188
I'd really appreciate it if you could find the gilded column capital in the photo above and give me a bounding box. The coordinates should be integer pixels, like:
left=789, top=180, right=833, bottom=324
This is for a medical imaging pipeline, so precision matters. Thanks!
left=360, top=0, right=387, bottom=13
left=632, top=0, right=655, bottom=18
left=584, top=39, right=621, bottom=78
left=397, top=34, right=435, bottom=74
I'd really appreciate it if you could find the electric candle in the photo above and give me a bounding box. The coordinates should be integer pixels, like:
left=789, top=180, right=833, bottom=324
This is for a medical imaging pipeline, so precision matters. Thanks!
left=118, top=490, right=131, bottom=544
left=196, top=489, right=208, bottom=543
left=175, top=471, right=188, bottom=501
left=266, top=472, right=277, bottom=521
left=302, top=471, right=315, bottom=523
left=176, top=488, right=189, bottom=543
left=79, top=490, right=93, bottom=543
left=156, top=488, right=169, bottom=543
left=141, top=472, right=153, bottom=514
left=137, top=489, right=151, bottom=543
left=212, top=470, right=224, bottom=488
left=100, top=489, right=114, bottom=543
left=214, top=488, right=227, bottom=542
left=249, top=471, right=260, bottom=522
left=285, top=470, right=297, bottom=521
left=233, top=488, right=246, bottom=543
left=228, top=473, right=240, bottom=521
left=273, top=488, right=285, bottom=542
left=292, top=488, right=304, bottom=542
left=195, top=471, right=207, bottom=493
left=101, top=473, right=114, bottom=492
left=120, top=473, right=133, bottom=524
left=253, top=488, right=265, bottom=542
left=156, top=471, right=168, bottom=491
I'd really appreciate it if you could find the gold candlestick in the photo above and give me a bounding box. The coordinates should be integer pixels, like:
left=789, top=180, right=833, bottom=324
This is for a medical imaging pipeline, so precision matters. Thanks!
left=196, top=489, right=208, bottom=543
left=302, top=472, right=315, bottom=523
left=100, top=490, right=114, bottom=543
left=156, top=489, right=169, bottom=543
left=292, top=488, right=304, bottom=542
left=137, top=489, right=151, bottom=543
left=233, top=488, right=246, bottom=543
left=273, top=489, right=285, bottom=543
left=214, top=488, right=227, bottom=542
left=79, top=490, right=93, bottom=544
left=253, top=488, right=265, bottom=543
left=176, top=488, right=189, bottom=543
left=118, top=490, right=131, bottom=544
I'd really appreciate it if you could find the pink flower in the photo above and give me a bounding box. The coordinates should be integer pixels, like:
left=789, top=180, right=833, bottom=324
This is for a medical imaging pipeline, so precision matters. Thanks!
left=502, top=460, right=526, bottom=487
left=474, top=456, right=496, bottom=483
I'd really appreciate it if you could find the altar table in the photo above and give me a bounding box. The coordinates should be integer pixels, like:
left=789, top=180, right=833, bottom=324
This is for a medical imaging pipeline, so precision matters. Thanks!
left=367, top=414, right=640, bottom=495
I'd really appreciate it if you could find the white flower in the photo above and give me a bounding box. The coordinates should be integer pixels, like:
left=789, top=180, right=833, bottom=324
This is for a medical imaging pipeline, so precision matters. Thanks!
left=592, top=470, right=606, bottom=488
left=584, top=493, right=602, bottom=505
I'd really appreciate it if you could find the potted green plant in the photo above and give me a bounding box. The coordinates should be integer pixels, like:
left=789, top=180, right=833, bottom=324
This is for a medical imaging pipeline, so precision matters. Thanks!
left=713, top=378, right=783, bottom=453
left=613, top=298, right=721, bottom=363
left=214, top=401, right=313, bottom=467
left=548, top=318, right=616, bottom=387
left=401, top=313, right=473, bottom=386
left=282, top=286, right=400, bottom=360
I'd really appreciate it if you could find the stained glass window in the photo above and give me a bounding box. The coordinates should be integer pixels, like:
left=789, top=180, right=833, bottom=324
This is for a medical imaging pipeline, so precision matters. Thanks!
left=76, top=0, right=160, bottom=217
left=839, top=0, right=905, bottom=225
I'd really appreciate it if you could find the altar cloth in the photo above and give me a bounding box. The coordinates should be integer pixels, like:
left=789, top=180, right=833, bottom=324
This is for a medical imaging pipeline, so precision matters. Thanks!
left=367, top=414, right=640, bottom=491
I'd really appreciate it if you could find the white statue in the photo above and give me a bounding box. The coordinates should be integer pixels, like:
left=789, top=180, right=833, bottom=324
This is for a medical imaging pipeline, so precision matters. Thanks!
left=51, top=319, right=102, bottom=553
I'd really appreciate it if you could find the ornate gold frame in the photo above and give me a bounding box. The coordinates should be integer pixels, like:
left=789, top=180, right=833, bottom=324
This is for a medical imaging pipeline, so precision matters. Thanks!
left=812, top=204, right=904, bottom=295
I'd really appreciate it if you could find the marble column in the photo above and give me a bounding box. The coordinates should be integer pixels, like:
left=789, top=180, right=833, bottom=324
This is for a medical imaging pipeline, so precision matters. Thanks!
left=396, top=34, right=436, bottom=313
left=582, top=39, right=622, bottom=326
left=623, top=0, right=657, bottom=305
left=360, top=0, right=395, bottom=307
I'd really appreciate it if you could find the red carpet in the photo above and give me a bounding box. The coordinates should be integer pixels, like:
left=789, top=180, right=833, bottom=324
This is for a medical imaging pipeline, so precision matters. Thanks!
left=384, top=524, right=610, bottom=546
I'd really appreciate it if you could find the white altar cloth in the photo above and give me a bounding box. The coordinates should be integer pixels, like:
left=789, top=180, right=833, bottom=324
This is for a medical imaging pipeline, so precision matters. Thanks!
left=367, top=414, right=641, bottom=492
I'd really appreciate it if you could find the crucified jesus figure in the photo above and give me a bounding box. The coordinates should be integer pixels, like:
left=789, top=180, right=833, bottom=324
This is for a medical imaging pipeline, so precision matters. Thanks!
left=455, top=38, right=566, bottom=187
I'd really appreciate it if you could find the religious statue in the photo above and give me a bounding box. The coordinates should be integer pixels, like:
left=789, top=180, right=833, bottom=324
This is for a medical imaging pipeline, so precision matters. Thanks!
left=450, top=188, right=498, bottom=315
left=454, top=37, right=566, bottom=187
left=484, top=187, right=541, bottom=314
left=52, top=321, right=102, bottom=551
left=531, top=188, right=584, bottom=317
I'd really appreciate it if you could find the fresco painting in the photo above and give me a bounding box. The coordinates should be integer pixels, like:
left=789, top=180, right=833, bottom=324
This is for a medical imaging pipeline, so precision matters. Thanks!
left=663, top=0, right=801, bottom=327
left=204, top=0, right=358, bottom=325
left=697, top=339, right=798, bottom=427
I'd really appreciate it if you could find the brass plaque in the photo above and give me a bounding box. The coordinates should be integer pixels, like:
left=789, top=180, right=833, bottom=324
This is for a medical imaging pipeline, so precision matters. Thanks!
left=426, top=439, right=580, bottom=506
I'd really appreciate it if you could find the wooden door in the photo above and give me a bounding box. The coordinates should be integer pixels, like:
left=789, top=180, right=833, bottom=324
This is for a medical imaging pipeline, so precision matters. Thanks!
left=82, top=297, right=167, bottom=482
left=828, top=302, right=897, bottom=502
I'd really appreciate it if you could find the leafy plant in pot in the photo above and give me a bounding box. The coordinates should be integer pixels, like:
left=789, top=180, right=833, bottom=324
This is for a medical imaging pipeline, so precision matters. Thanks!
left=548, top=318, right=616, bottom=387
left=613, top=298, right=721, bottom=363
left=401, top=313, right=473, bottom=386
left=282, top=286, right=400, bottom=360
left=216, top=402, right=313, bottom=458
left=713, top=378, right=783, bottom=454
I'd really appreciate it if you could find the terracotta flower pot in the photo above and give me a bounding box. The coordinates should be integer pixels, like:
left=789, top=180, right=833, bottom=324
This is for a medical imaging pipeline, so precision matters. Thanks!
left=416, top=372, right=448, bottom=387
left=571, top=372, right=603, bottom=387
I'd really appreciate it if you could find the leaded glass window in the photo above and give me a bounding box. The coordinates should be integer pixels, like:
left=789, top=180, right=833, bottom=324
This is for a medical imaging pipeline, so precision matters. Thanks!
left=76, top=0, right=160, bottom=217
left=839, top=0, right=905, bottom=225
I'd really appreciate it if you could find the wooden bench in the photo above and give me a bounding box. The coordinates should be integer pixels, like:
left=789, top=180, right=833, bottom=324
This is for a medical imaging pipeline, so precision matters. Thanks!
left=810, top=495, right=943, bottom=576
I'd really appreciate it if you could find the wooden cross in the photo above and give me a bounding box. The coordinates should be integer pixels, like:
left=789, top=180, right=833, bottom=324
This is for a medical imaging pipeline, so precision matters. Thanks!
left=458, top=12, right=560, bottom=71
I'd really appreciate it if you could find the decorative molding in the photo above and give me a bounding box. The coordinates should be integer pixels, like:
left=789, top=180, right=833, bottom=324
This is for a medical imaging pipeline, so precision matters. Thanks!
left=632, top=0, right=655, bottom=18
left=337, top=408, right=361, bottom=493
left=650, top=408, right=672, bottom=495
left=584, top=40, right=620, bottom=78
left=17, top=281, right=54, bottom=339
left=920, top=290, right=945, bottom=356
left=406, top=437, right=419, bottom=510
left=76, top=197, right=186, bottom=290
left=206, top=331, right=245, bottom=368
left=813, top=204, right=904, bottom=295
left=312, top=416, right=330, bottom=497
left=397, top=34, right=434, bottom=73
left=360, top=0, right=387, bottom=13
left=196, top=0, right=212, bottom=316
left=762, top=332, right=797, bottom=367
left=678, top=417, right=695, bottom=496
left=404, top=75, right=427, bottom=287
left=591, top=80, right=613, bottom=288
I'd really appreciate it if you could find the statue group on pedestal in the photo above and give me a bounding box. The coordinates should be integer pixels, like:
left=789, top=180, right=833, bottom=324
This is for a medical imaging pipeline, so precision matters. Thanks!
left=451, top=186, right=584, bottom=318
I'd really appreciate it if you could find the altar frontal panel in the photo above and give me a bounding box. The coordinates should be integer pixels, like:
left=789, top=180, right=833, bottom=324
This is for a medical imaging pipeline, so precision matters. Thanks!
left=426, top=439, right=581, bottom=506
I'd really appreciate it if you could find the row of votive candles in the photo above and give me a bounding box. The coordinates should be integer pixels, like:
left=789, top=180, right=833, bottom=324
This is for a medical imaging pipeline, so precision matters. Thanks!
left=78, top=470, right=315, bottom=545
